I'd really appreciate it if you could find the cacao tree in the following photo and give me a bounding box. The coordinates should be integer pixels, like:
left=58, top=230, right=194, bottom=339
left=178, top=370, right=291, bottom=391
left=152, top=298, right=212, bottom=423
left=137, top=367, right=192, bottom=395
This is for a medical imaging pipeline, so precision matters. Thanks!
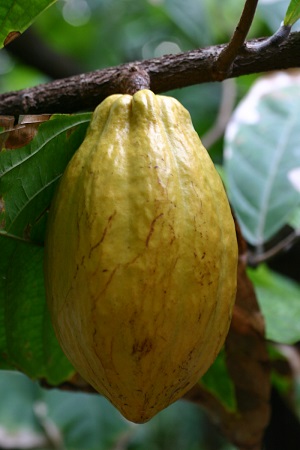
left=0, top=1, right=300, bottom=449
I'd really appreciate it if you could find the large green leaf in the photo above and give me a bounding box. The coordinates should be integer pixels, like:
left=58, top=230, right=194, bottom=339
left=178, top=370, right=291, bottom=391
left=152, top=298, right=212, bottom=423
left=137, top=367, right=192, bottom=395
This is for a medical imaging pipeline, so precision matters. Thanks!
left=0, top=0, right=57, bottom=48
left=0, top=113, right=90, bottom=244
left=224, top=74, right=300, bottom=246
left=0, top=236, right=74, bottom=383
left=0, top=114, right=90, bottom=382
left=248, top=264, right=300, bottom=344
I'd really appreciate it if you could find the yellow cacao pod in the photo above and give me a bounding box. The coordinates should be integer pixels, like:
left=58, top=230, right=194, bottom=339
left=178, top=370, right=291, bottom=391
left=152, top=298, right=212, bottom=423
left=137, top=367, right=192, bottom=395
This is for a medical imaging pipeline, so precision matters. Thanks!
left=44, top=89, right=238, bottom=423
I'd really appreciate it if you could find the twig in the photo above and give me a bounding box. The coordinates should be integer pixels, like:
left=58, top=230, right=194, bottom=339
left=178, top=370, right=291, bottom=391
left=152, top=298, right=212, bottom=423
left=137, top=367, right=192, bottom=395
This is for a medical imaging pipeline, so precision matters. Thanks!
left=215, top=0, right=259, bottom=80
left=247, top=229, right=300, bottom=266
left=33, top=401, right=65, bottom=450
left=0, top=32, right=300, bottom=115
left=247, top=23, right=292, bottom=52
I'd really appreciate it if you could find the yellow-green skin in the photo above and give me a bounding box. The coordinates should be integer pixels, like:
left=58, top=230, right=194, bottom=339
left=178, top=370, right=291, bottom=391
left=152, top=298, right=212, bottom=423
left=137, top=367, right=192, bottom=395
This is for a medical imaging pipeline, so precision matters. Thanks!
left=44, top=90, right=238, bottom=423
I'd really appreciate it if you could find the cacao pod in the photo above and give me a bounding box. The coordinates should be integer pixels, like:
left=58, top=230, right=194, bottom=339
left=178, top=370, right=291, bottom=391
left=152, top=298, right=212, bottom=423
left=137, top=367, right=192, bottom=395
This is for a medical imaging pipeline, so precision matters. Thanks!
left=44, top=89, right=238, bottom=423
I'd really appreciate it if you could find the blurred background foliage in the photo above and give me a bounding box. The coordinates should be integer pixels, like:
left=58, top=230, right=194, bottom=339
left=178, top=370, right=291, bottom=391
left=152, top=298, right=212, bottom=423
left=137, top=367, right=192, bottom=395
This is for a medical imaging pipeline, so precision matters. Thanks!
left=0, top=370, right=235, bottom=450
left=1, top=0, right=300, bottom=449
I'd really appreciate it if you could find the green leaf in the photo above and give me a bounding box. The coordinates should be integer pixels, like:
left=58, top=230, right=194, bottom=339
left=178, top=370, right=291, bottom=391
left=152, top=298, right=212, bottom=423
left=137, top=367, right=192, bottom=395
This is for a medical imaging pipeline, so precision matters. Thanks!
left=0, top=0, right=57, bottom=48
left=0, top=236, right=74, bottom=383
left=0, top=113, right=90, bottom=245
left=200, top=349, right=236, bottom=412
left=284, top=0, right=300, bottom=26
left=0, top=114, right=90, bottom=383
left=224, top=74, right=300, bottom=246
left=248, top=264, right=300, bottom=344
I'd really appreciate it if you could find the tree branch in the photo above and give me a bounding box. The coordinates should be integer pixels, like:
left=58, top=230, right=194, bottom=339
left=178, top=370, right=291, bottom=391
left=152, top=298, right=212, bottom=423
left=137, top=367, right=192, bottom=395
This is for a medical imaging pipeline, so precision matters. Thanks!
left=215, top=0, right=259, bottom=79
left=1, top=32, right=300, bottom=115
left=247, top=229, right=300, bottom=266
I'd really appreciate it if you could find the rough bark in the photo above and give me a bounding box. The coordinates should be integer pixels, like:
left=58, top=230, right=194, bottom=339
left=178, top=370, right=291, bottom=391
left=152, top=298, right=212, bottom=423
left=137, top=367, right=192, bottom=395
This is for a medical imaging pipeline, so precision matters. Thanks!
left=1, top=32, right=300, bottom=115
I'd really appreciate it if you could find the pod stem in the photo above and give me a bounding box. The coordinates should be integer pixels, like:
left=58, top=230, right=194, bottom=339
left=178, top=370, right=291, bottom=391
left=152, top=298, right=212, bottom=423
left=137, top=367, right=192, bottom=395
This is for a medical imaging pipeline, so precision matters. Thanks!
left=118, top=66, right=151, bottom=95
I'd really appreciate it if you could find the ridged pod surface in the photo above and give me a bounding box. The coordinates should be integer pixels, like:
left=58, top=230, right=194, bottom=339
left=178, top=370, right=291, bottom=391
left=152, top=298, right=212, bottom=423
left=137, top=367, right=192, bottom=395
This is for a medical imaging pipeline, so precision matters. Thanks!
left=44, top=90, right=238, bottom=423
